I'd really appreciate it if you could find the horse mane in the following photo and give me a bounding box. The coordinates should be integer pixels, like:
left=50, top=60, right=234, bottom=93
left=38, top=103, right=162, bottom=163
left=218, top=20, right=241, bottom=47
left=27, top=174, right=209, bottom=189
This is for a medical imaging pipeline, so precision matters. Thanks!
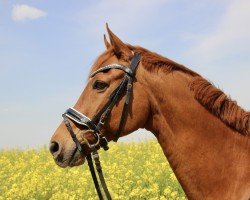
left=190, top=77, right=250, bottom=136
left=129, top=44, right=250, bottom=136
left=128, top=44, right=199, bottom=77
left=92, top=44, right=250, bottom=136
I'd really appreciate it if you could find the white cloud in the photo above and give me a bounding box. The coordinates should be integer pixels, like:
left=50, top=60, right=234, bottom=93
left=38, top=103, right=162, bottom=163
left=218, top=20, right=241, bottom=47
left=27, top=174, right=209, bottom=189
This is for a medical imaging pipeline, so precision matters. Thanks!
left=187, top=0, right=250, bottom=63
left=12, top=4, right=47, bottom=22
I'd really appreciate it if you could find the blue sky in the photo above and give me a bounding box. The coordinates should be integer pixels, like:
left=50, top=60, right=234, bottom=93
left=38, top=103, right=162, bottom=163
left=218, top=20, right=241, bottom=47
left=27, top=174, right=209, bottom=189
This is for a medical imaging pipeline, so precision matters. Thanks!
left=1, top=0, right=250, bottom=148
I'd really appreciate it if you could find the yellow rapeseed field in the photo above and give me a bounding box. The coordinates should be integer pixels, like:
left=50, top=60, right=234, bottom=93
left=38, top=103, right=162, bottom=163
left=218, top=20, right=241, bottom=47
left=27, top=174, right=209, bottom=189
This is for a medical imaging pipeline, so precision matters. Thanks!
left=0, top=141, right=186, bottom=200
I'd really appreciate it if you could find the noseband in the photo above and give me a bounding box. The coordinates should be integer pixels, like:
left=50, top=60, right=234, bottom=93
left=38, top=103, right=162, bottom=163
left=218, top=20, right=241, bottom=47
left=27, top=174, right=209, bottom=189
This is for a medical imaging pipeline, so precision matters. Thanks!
left=62, top=53, right=141, bottom=200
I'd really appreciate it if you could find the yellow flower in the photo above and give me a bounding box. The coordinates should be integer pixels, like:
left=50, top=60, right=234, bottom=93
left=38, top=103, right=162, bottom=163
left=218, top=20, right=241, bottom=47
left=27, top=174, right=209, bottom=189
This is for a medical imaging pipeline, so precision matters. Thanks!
left=0, top=141, right=186, bottom=199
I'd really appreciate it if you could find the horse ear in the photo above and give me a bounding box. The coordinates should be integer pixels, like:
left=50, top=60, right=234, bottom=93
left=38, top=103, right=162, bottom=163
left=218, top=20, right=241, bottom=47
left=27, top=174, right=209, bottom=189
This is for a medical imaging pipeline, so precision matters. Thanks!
left=104, top=34, right=111, bottom=49
left=106, top=23, right=132, bottom=60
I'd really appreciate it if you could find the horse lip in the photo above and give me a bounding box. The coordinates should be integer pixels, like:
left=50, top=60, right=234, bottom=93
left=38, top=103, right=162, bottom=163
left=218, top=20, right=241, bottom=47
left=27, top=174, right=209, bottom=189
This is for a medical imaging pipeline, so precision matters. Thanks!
left=56, top=130, right=91, bottom=168
left=68, top=147, right=78, bottom=166
left=67, top=146, right=86, bottom=167
left=68, top=151, right=85, bottom=167
left=54, top=147, right=79, bottom=168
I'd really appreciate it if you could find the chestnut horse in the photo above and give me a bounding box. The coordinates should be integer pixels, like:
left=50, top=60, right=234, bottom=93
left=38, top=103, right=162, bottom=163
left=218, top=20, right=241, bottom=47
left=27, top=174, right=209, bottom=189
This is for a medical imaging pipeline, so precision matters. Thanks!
left=50, top=26, right=250, bottom=199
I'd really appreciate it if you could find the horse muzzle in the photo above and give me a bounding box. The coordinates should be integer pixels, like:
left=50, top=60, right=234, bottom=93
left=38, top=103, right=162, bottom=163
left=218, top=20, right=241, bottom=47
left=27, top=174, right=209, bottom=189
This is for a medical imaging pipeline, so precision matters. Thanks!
left=49, top=129, right=94, bottom=168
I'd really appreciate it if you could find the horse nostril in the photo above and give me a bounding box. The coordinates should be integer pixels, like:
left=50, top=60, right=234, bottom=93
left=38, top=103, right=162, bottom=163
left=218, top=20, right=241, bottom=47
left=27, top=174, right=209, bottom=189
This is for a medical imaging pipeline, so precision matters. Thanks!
left=49, top=141, right=59, bottom=154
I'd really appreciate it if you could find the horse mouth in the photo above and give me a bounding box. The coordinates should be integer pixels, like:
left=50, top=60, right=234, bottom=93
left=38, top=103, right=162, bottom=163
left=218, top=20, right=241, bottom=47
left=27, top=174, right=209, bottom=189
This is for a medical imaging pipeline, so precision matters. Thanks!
left=68, top=148, right=85, bottom=167
left=55, top=147, right=85, bottom=168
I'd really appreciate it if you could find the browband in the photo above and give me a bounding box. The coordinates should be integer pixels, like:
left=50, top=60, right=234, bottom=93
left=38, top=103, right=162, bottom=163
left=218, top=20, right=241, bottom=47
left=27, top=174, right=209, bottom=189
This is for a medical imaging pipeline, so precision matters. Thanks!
left=90, top=64, right=133, bottom=77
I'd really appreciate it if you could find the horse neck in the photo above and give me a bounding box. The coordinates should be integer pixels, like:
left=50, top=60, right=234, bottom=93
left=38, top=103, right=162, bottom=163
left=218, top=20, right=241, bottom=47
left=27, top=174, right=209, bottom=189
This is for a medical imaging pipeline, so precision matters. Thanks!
left=139, top=69, right=250, bottom=199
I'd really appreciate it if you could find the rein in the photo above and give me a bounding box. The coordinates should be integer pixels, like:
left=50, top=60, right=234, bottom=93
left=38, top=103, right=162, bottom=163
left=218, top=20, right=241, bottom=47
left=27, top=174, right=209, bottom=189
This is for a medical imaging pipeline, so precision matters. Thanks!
left=62, top=53, right=141, bottom=199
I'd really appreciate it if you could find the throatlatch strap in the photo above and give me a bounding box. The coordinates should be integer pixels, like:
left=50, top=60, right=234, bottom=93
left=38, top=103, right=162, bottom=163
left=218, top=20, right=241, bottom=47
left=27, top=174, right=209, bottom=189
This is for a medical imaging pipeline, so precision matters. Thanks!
left=114, top=77, right=133, bottom=140
left=114, top=54, right=141, bottom=140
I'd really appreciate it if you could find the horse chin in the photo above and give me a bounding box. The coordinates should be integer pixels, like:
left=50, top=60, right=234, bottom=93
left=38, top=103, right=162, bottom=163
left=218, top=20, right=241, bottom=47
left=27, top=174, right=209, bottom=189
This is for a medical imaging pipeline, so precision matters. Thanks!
left=54, top=147, right=86, bottom=168
left=68, top=151, right=86, bottom=167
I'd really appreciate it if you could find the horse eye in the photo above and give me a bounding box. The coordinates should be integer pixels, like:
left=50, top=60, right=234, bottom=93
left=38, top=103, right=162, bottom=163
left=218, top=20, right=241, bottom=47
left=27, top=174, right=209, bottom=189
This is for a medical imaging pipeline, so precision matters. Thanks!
left=93, top=80, right=108, bottom=90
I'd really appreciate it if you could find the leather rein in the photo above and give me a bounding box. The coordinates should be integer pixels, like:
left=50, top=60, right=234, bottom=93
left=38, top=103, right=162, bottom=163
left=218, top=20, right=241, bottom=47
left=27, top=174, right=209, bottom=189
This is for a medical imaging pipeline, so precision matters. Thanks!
left=62, top=53, right=141, bottom=200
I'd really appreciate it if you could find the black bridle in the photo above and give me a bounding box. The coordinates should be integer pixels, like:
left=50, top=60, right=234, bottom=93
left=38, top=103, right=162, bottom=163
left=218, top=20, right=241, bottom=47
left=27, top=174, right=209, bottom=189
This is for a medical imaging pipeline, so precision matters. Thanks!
left=62, top=53, right=141, bottom=200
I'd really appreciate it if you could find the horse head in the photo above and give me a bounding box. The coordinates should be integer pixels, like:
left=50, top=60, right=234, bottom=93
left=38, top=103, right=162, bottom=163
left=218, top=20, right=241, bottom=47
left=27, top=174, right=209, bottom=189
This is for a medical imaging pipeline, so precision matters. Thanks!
left=50, top=25, right=150, bottom=168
